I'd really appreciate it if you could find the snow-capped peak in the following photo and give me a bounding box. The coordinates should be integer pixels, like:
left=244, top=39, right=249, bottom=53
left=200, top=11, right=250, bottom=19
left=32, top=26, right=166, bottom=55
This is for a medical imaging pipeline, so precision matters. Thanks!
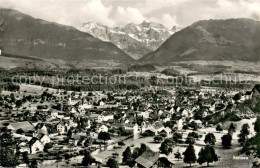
left=80, top=21, right=105, bottom=32
left=80, top=21, right=181, bottom=59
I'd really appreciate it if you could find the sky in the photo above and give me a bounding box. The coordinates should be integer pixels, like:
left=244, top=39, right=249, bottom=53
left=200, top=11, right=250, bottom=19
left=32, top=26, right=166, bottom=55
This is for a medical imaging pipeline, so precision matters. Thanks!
left=0, top=0, right=260, bottom=29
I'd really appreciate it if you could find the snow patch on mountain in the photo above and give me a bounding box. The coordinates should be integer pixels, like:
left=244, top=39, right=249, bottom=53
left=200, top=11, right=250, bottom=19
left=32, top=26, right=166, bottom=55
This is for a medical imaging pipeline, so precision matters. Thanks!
left=80, top=21, right=181, bottom=59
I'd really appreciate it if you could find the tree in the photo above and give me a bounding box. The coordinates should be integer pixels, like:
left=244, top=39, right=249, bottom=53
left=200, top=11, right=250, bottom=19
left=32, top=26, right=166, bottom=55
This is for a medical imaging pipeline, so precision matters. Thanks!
left=221, top=134, right=232, bottom=148
left=172, top=132, right=182, bottom=143
left=183, top=125, right=189, bottom=130
left=107, top=158, right=118, bottom=168
left=254, top=117, right=260, bottom=134
left=44, top=143, right=53, bottom=152
left=0, top=147, right=19, bottom=167
left=189, top=121, right=199, bottom=130
left=183, top=144, right=197, bottom=167
left=138, top=143, right=147, bottom=156
left=197, top=145, right=218, bottom=167
left=67, top=128, right=73, bottom=138
left=194, top=109, right=203, bottom=120
left=159, top=138, right=174, bottom=155
left=98, top=132, right=111, bottom=144
left=84, top=138, right=93, bottom=147
left=82, top=151, right=95, bottom=167
left=228, top=123, right=236, bottom=134
left=132, top=147, right=140, bottom=159
left=122, top=147, right=132, bottom=165
left=216, top=124, right=223, bottom=132
left=185, top=137, right=195, bottom=145
left=10, top=93, right=15, bottom=103
left=15, top=99, right=23, bottom=108
left=164, top=121, right=174, bottom=128
left=238, top=124, right=250, bottom=145
left=22, top=152, right=29, bottom=164
left=16, top=128, right=25, bottom=134
left=233, top=93, right=241, bottom=102
left=154, top=135, right=163, bottom=143
left=185, top=132, right=198, bottom=145
left=174, top=150, right=182, bottom=161
left=29, top=159, right=37, bottom=168
left=204, top=133, right=216, bottom=145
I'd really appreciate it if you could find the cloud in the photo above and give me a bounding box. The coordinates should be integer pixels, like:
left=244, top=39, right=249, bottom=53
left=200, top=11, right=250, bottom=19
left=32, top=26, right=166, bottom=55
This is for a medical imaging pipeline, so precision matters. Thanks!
left=0, top=0, right=115, bottom=28
left=149, top=14, right=179, bottom=29
left=115, top=6, right=145, bottom=25
left=79, top=0, right=114, bottom=26
left=216, top=0, right=233, bottom=8
left=0, top=0, right=260, bottom=29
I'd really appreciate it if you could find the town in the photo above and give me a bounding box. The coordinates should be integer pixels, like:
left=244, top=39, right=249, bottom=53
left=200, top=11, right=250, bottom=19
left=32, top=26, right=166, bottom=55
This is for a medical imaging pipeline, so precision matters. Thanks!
left=2, top=0, right=260, bottom=167
left=1, top=80, right=260, bottom=168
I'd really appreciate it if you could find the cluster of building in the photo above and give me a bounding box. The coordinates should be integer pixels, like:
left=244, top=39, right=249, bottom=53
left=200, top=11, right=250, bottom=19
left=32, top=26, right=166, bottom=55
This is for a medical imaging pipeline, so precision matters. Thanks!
left=0, top=84, right=257, bottom=167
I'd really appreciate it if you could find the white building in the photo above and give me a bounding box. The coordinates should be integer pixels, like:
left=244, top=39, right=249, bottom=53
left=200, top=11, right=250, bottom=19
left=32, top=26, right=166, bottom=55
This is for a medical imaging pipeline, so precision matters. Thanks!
left=97, top=114, right=114, bottom=123
left=29, top=138, right=44, bottom=154
left=176, top=118, right=183, bottom=130
left=124, top=123, right=139, bottom=135
left=51, top=111, right=59, bottom=119
left=98, top=125, right=109, bottom=133
left=57, top=123, right=66, bottom=135
left=37, top=134, right=51, bottom=145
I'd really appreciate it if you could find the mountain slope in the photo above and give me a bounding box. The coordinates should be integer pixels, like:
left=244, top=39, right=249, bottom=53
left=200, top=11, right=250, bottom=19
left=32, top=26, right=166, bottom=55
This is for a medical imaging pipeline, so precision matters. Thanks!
left=140, top=18, right=260, bottom=64
left=80, top=21, right=180, bottom=59
left=0, top=8, right=134, bottom=67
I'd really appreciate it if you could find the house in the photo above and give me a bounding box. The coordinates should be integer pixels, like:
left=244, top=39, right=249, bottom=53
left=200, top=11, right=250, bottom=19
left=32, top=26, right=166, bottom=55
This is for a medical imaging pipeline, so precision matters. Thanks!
left=124, top=123, right=139, bottom=135
left=97, top=114, right=114, bottom=123
left=99, top=101, right=106, bottom=106
left=68, top=97, right=80, bottom=105
left=18, top=142, right=30, bottom=153
left=69, top=133, right=82, bottom=146
left=68, top=120, right=78, bottom=128
left=90, top=132, right=98, bottom=139
left=28, top=137, right=44, bottom=154
left=37, top=124, right=48, bottom=134
left=138, top=111, right=150, bottom=119
left=175, top=118, right=183, bottom=130
left=191, top=120, right=203, bottom=128
left=169, top=107, right=175, bottom=114
left=140, top=121, right=151, bottom=133
left=182, top=109, right=189, bottom=117
left=37, top=133, right=51, bottom=145
left=70, top=106, right=78, bottom=113
left=79, top=103, right=93, bottom=110
left=51, top=110, right=59, bottom=118
left=160, top=127, right=172, bottom=137
left=135, top=149, right=174, bottom=168
left=158, top=109, right=164, bottom=116
left=8, top=121, right=35, bottom=132
left=57, top=123, right=66, bottom=135
left=151, top=121, right=164, bottom=134
left=98, top=125, right=108, bottom=133
left=161, top=112, right=171, bottom=122
left=244, top=91, right=253, bottom=100
left=86, top=119, right=91, bottom=129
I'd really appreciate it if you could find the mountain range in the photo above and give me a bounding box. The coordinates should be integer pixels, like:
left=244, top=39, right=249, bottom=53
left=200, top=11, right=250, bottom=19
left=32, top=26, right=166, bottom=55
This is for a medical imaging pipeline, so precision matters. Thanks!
left=80, top=21, right=180, bottom=59
left=1, top=8, right=260, bottom=69
left=0, top=8, right=134, bottom=68
left=141, top=18, right=260, bottom=64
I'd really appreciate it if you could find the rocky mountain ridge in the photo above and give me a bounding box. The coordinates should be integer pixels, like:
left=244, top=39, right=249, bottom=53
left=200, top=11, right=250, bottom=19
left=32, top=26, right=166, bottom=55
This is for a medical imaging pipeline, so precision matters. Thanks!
left=0, top=8, right=134, bottom=68
left=81, top=21, right=180, bottom=59
left=140, top=18, right=260, bottom=64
